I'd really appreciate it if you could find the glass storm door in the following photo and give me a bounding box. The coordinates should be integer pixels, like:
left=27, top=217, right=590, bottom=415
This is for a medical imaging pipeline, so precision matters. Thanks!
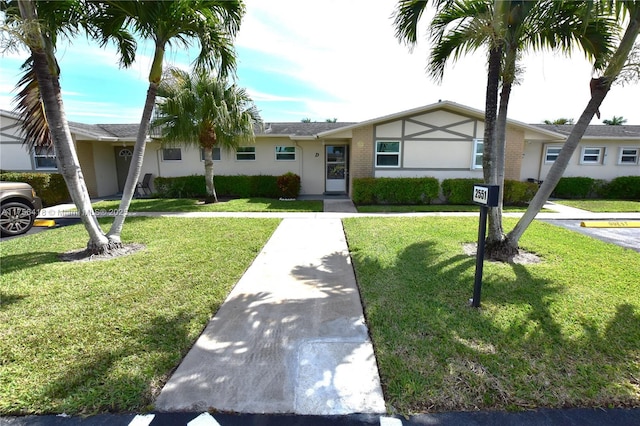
left=325, top=145, right=347, bottom=193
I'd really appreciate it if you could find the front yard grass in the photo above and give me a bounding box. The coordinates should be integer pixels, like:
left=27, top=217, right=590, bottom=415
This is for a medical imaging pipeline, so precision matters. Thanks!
left=343, top=217, right=640, bottom=414
left=89, top=197, right=323, bottom=213
left=553, top=199, right=640, bottom=213
left=0, top=217, right=280, bottom=415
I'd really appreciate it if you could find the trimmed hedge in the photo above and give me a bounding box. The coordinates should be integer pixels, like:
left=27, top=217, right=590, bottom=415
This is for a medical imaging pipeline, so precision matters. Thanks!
left=0, top=172, right=70, bottom=207
left=604, top=176, right=640, bottom=200
left=154, top=175, right=282, bottom=198
left=552, top=177, right=595, bottom=199
left=441, top=178, right=484, bottom=205
left=503, top=180, right=538, bottom=206
left=352, top=177, right=439, bottom=205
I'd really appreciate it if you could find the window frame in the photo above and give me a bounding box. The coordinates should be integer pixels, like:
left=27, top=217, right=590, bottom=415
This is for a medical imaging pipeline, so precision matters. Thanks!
left=580, top=147, right=603, bottom=165
left=32, top=146, right=57, bottom=170
left=275, top=146, right=296, bottom=161
left=544, top=145, right=562, bottom=164
left=618, top=147, right=639, bottom=165
left=236, top=146, right=256, bottom=161
left=375, top=140, right=401, bottom=168
left=471, top=138, right=484, bottom=170
left=162, top=147, right=182, bottom=161
left=200, top=147, right=221, bottom=162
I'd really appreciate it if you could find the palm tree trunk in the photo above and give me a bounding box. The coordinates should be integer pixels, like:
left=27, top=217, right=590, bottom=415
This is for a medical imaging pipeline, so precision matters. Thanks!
left=107, top=83, right=157, bottom=240
left=108, top=43, right=165, bottom=240
left=19, top=0, right=110, bottom=253
left=482, top=46, right=502, bottom=186
left=203, top=146, right=218, bottom=203
left=507, top=6, right=640, bottom=249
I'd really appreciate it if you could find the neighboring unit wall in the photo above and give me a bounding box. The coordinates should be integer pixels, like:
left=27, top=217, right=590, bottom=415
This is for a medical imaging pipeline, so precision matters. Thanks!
left=0, top=114, right=36, bottom=171
left=76, top=141, right=98, bottom=197
left=536, top=140, right=640, bottom=181
left=298, top=139, right=326, bottom=195
left=371, top=109, right=486, bottom=181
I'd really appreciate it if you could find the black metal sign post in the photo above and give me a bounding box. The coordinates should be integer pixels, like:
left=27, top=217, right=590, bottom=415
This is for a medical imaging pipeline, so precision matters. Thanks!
left=470, top=184, right=500, bottom=308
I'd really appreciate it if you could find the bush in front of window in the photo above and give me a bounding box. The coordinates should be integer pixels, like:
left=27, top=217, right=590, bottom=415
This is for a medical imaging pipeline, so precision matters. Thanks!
left=0, top=172, right=70, bottom=206
left=441, top=178, right=484, bottom=204
left=602, top=176, right=640, bottom=200
left=154, top=175, right=280, bottom=198
left=277, top=172, right=301, bottom=198
left=551, top=177, right=596, bottom=199
left=502, top=180, right=539, bottom=206
left=352, top=177, right=439, bottom=205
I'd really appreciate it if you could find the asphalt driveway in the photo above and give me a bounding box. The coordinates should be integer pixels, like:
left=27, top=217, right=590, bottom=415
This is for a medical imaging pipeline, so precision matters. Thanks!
left=543, top=219, right=640, bottom=253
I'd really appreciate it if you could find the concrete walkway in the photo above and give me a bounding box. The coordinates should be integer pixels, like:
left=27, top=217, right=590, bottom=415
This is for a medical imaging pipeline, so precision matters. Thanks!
left=154, top=217, right=385, bottom=415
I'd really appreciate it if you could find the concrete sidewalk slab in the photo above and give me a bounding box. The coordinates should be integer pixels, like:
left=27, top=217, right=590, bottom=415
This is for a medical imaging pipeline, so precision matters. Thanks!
left=154, top=218, right=385, bottom=415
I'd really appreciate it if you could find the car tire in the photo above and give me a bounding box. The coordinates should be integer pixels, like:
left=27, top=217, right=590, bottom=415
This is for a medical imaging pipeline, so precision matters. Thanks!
left=0, top=201, right=36, bottom=237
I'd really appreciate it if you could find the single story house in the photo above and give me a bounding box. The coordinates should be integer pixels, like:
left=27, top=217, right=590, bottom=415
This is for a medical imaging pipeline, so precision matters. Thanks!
left=1, top=101, right=638, bottom=198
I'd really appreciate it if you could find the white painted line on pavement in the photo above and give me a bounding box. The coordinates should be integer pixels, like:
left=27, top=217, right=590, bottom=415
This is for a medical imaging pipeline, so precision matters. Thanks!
left=188, top=412, right=222, bottom=426
left=128, top=414, right=155, bottom=426
left=380, top=416, right=403, bottom=426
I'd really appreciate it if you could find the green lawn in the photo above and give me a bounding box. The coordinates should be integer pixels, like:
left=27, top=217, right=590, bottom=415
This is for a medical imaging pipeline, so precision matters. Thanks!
left=553, top=199, right=640, bottom=213
left=0, top=217, right=280, bottom=415
left=343, top=217, right=640, bottom=413
left=357, top=205, right=532, bottom=213
left=89, top=198, right=323, bottom=213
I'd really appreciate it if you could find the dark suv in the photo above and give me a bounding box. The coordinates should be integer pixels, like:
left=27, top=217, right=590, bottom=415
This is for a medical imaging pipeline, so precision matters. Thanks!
left=0, top=181, right=43, bottom=237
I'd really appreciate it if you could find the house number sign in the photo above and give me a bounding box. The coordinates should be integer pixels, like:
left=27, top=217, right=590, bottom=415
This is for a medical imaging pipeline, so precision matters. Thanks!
left=470, top=184, right=500, bottom=308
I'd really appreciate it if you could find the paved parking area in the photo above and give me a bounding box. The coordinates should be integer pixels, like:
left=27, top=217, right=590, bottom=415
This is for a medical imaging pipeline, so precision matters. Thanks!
left=543, top=220, right=640, bottom=253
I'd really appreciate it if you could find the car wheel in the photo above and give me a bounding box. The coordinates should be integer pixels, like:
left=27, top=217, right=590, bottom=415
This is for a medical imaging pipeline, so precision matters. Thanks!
left=0, top=201, right=36, bottom=237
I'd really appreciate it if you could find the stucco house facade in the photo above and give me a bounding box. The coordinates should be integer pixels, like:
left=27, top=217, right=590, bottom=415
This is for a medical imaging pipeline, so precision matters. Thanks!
left=1, top=101, right=638, bottom=199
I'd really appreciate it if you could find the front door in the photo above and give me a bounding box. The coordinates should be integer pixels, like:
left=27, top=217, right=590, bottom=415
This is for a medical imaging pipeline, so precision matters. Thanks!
left=114, top=146, right=133, bottom=193
left=325, top=145, right=347, bottom=193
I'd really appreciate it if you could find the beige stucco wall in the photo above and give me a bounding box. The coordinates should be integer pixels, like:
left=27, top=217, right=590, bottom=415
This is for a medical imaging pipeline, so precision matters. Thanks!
left=371, top=109, right=486, bottom=181
left=521, top=140, right=542, bottom=181
left=297, top=140, right=325, bottom=194
left=537, top=140, right=640, bottom=181
left=76, top=141, right=98, bottom=197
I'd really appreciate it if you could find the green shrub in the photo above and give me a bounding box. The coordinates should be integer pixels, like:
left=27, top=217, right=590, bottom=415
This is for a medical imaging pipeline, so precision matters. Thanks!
left=603, top=176, right=640, bottom=200
left=352, top=177, right=439, bottom=205
left=352, top=178, right=377, bottom=204
left=154, top=175, right=206, bottom=198
left=0, top=172, right=71, bottom=206
left=441, top=178, right=484, bottom=204
left=503, top=180, right=538, bottom=206
left=277, top=172, right=301, bottom=198
left=552, top=177, right=595, bottom=199
left=154, top=175, right=280, bottom=199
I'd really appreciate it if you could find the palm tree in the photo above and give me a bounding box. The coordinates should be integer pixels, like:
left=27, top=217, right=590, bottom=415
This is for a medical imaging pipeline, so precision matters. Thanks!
left=506, top=1, right=640, bottom=251
left=4, top=0, right=136, bottom=254
left=395, top=0, right=615, bottom=260
left=96, top=0, right=244, bottom=241
left=152, top=67, right=261, bottom=202
left=602, top=115, right=627, bottom=125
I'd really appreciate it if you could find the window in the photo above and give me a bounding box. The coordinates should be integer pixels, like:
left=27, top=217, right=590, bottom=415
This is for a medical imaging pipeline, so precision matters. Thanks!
left=275, top=146, right=296, bottom=161
left=545, top=146, right=562, bottom=163
left=580, top=147, right=603, bottom=164
left=619, top=147, right=639, bottom=165
left=472, top=139, right=483, bottom=169
left=375, top=141, right=400, bottom=167
left=33, top=146, right=57, bottom=169
left=200, top=147, right=221, bottom=161
left=162, top=148, right=182, bottom=161
left=236, top=146, right=255, bottom=161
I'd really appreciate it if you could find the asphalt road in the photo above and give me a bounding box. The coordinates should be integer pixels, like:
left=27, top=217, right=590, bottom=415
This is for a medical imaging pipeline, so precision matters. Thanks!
left=542, top=219, right=640, bottom=253
left=0, top=218, right=81, bottom=241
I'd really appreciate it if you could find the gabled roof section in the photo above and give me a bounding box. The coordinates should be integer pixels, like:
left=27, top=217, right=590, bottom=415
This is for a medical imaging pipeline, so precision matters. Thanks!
left=534, top=124, right=640, bottom=139
left=315, top=100, right=566, bottom=139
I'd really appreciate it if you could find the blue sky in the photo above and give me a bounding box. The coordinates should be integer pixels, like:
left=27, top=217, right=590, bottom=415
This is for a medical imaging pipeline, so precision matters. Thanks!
left=1, top=0, right=639, bottom=125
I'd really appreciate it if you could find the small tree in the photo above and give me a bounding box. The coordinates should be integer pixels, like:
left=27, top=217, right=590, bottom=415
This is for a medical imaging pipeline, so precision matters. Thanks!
left=153, top=67, right=261, bottom=202
left=602, top=115, right=627, bottom=125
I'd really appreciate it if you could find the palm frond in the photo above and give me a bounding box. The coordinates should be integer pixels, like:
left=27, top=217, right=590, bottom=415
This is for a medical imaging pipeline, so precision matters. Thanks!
left=12, top=57, right=52, bottom=150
